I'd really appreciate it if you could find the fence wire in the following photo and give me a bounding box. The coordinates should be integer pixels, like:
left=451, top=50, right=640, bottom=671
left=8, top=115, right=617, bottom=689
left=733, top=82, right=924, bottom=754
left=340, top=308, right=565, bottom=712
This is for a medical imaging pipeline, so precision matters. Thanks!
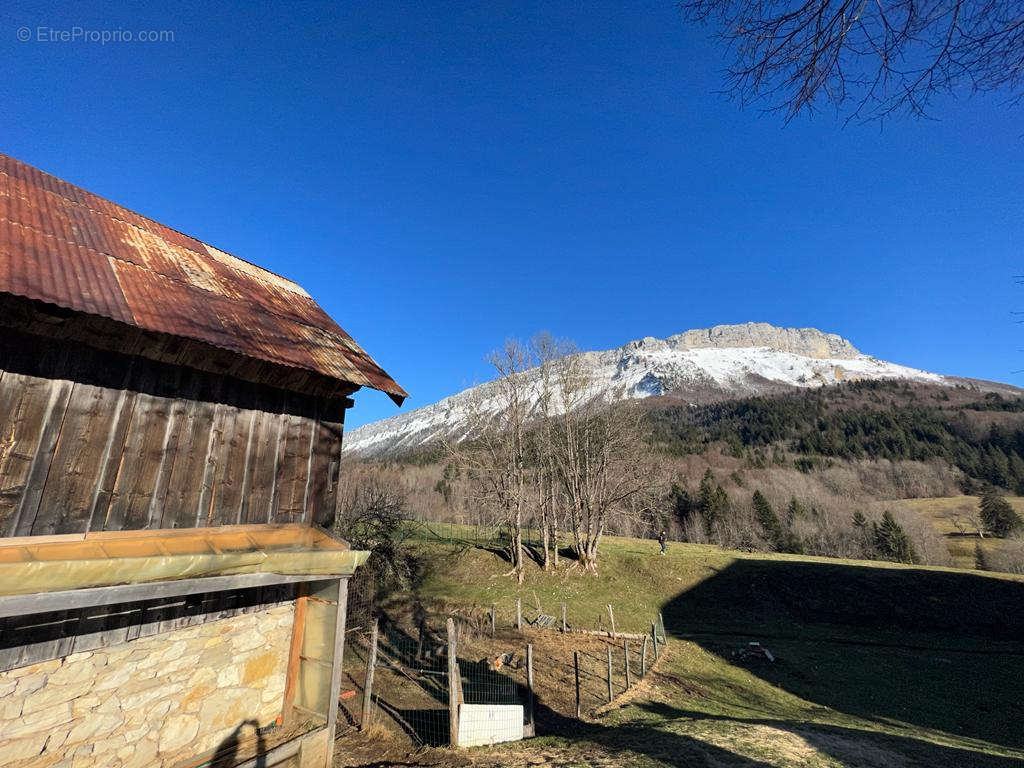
left=343, top=571, right=533, bottom=747
left=341, top=529, right=669, bottom=748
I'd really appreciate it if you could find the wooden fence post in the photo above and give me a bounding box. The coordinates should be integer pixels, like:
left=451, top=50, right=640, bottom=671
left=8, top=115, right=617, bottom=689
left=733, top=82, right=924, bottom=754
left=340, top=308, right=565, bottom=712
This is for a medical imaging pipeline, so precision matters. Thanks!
left=658, top=612, right=665, bottom=640
left=641, top=634, right=648, bottom=677
left=447, top=618, right=460, bottom=747
left=359, top=619, right=379, bottom=730
left=516, top=597, right=522, bottom=631
left=651, top=621, right=659, bottom=660
left=607, top=604, right=616, bottom=639
left=606, top=646, right=613, bottom=703
left=573, top=651, right=581, bottom=719
left=490, top=604, right=496, bottom=637
left=561, top=603, right=567, bottom=633
left=525, top=643, right=535, bottom=736
left=624, top=639, right=631, bottom=690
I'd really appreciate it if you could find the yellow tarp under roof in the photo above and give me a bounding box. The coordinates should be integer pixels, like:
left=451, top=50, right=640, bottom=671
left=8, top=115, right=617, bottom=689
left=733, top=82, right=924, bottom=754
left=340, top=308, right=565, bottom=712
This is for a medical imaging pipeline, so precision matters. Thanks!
left=0, top=524, right=369, bottom=597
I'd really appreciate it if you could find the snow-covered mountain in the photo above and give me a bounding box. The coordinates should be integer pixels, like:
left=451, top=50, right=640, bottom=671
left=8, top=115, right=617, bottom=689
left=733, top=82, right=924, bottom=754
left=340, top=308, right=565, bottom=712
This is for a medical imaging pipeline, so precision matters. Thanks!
left=344, top=323, right=974, bottom=456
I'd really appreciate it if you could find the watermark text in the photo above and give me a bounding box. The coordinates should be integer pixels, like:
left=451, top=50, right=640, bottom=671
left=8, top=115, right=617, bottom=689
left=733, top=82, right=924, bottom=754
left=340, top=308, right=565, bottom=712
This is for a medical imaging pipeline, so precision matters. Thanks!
left=18, top=26, right=175, bottom=44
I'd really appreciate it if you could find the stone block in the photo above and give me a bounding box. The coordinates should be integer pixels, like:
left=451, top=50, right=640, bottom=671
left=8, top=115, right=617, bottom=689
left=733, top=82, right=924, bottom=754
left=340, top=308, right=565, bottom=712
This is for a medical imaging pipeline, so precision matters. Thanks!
left=65, top=713, right=122, bottom=746
left=0, top=733, right=49, bottom=766
left=23, top=680, right=94, bottom=715
left=47, top=660, right=95, bottom=687
left=158, top=713, right=199, bottom=754
left=4, top=701, right=72, bottom=739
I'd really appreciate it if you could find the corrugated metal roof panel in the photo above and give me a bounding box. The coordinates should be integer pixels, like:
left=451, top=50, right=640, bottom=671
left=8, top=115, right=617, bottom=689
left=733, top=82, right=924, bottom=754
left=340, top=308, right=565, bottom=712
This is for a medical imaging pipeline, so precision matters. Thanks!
left=0, top=153, right=406, bottom=403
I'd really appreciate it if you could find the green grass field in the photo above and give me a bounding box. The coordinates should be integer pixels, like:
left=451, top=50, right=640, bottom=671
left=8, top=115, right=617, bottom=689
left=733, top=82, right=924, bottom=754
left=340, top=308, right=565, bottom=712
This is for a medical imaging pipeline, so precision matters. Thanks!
left=878, top=495, right=1024, bottom=570
left=400, top=528, right=1024, bottom=767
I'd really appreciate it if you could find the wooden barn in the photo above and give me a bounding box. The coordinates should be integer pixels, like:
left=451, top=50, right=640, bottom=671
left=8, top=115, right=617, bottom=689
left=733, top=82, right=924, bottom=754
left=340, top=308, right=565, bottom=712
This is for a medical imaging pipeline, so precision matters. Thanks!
left=0, top=153, right=407, bottom=767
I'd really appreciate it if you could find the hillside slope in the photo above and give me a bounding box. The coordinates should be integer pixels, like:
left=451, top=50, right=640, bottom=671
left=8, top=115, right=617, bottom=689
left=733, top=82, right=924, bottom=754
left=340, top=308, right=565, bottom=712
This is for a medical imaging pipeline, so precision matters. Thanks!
left=346, top=323, right=1015, bottom=457
left=386, top=531, right=1024, bottom=768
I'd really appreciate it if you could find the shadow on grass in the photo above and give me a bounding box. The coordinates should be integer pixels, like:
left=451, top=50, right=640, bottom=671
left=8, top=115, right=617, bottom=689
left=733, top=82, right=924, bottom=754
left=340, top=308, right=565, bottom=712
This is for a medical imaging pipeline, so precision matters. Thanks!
left=628, top=701, right=1024, bottom=768
left=660, top=557, right=1024, bottom=754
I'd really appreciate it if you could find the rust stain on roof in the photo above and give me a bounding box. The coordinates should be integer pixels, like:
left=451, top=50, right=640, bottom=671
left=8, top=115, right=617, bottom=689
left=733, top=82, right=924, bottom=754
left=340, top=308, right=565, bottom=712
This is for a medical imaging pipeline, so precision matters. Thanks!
left=0, top=153, right=406, bottom=404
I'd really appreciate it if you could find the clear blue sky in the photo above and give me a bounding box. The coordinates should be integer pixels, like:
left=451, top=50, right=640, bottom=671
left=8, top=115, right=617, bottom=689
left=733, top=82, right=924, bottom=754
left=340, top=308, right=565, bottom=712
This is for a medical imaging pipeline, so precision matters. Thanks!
left=2, top=1, right=1022, bottom=428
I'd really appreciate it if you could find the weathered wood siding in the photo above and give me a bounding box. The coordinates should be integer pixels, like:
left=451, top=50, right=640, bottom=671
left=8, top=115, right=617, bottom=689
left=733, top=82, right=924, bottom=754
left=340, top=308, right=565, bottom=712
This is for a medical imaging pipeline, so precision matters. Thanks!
left=0, top=327, right=347, bottom=537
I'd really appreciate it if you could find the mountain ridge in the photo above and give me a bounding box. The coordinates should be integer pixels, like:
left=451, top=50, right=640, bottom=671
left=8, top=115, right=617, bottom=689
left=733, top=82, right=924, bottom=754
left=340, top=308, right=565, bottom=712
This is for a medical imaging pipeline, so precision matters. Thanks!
left=346, top=323, right=1013, bottom=456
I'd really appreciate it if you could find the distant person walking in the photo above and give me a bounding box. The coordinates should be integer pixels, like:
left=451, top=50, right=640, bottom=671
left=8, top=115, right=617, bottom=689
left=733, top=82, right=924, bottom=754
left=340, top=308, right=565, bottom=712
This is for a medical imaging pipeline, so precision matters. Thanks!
left=658, top=530, right=667, bottom=556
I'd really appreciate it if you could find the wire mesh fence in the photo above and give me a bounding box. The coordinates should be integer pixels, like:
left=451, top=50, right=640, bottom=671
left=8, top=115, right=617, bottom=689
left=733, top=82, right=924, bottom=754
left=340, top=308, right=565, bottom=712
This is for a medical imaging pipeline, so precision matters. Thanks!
left=340, top=537, right=670, bottom=749
left=342, top=571, right=536, bottom=748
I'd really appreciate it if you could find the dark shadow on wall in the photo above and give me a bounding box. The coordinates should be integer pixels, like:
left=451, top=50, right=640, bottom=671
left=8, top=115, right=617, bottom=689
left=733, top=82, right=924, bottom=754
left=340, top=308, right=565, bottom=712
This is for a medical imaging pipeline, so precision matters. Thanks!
left=658, top=557, right=1024, bottom=754
left=208, top=719, right=267, bottom=768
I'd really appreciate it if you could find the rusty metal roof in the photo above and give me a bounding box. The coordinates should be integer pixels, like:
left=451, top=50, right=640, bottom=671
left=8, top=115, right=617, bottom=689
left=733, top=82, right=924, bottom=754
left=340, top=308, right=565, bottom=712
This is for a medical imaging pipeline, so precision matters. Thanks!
left=0, top=153, right=407, bottom=404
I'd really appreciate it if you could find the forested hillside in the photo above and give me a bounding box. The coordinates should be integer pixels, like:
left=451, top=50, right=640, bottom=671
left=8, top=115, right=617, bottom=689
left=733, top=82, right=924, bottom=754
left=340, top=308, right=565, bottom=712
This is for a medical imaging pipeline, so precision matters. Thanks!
left=648, top=380, right=1024, bottom=492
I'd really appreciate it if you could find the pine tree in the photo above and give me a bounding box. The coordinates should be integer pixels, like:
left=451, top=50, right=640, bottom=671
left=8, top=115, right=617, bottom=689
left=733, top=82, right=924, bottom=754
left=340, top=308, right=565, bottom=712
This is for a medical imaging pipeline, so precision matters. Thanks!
left=667, top=482, right=693, bottom=528
left=978, top=487, right=1023, bottom=538
left=698, top=469, right=718, bottom=536
left=872, top=511, right=918, bottom=564
left=1010, top=452, right=1024, bottom=495
left=786, top=497, right=806, bottom=525
left=753, top=490, right=783, bottom=550
left=974, top=542, right=989, bottom=571
left=987, top=445, right=1011, bottom=488
left=852, top=510, right=868, bottom=529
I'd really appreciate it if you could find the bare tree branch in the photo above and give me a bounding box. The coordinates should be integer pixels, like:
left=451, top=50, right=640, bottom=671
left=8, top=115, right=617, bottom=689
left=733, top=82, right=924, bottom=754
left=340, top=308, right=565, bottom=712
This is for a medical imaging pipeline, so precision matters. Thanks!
left=680, top=0, right=1024, bottom=120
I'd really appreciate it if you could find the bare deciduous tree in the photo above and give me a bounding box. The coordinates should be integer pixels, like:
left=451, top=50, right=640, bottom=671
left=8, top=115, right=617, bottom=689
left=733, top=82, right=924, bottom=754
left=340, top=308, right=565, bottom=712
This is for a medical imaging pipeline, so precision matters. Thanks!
left=533, top=332, right=576, bottom=571
left=547, top=351, right=658, bottom=573
left=680, top=0, right=1024, bottom=120
left=334, top=464, right=415, bottom=593
left=443, top=340, right=532, bottom=582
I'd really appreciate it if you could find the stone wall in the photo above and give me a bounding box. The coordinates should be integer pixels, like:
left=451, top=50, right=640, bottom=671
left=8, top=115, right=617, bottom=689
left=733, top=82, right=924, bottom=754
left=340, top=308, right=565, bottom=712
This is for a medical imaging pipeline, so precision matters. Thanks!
left=0, top=603, right=294, bottom=768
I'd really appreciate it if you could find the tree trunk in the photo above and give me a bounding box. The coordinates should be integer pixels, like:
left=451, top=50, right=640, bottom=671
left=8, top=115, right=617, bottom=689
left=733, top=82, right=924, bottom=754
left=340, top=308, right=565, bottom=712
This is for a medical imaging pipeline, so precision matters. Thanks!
left=541, top=507, right=551, bottom=571
left=550, top=474, right=560, bottom=568
left=513, top=506, right=525, bottom=583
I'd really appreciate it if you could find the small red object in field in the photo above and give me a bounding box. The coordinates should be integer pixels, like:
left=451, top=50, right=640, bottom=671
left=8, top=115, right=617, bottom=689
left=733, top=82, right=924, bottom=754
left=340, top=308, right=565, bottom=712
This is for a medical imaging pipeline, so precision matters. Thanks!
left=340, top=690, right=357, bottom=700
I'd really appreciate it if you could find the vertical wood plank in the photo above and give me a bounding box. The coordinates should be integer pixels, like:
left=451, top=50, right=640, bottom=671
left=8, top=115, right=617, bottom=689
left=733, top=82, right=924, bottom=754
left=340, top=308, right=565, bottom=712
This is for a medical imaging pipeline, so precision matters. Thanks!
left=12, top=376, right=74, bottom=536
left=279, top=584, right=308, bottom=725
left=447, top=617, right=460, bottom=747
left=574, top=650, right=581, bottom=719
left=87, top=382, right=139, bottom=532
left=525, top=643, right=535, bottom=736
left=0, top=369, right=69, bottom=536
left=606, top=646, right=613, bottom=703
left=105, top=366, right=171, bottom=530
left=360, top=618, right=379, bottom=730
left=245, top=399, right=284, bottom=523
left=35, top=375, right=132, bottom=535
left=308, top=410, right=343, bottom=528
left=325, top=578, right=349, bottom=768
left=624, top=640, right=631, bottom=690
left=274, top=403, right=313, bottom=523
left=234, top=409, right=258, bottom=524
left=148, top=371, right=195, bottom=529
left=161, top=372, right=217, bottom=528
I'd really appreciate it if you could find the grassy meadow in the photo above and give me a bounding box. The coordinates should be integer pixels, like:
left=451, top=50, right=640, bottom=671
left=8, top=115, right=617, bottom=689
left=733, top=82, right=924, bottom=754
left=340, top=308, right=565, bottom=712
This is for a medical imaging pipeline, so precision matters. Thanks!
left=374, top=528, right=1024, bottom=767
left=877, top=495, right=1024, bottom=570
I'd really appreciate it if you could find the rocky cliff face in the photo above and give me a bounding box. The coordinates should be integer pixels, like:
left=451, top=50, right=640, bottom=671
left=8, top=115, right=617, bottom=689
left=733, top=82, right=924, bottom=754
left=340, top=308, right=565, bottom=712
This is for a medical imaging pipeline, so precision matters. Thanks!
left=345, top=323, right=947, bottom=456
left=666, top=323, right=859, bottom=359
